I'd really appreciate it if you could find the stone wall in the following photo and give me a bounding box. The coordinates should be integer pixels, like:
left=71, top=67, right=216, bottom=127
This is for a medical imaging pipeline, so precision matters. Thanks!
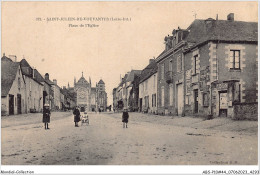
left=233, top=103, right=258, bottom=120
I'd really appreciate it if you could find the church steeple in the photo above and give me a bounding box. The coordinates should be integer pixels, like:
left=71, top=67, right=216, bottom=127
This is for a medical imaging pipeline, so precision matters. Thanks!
left=74, top=77, right=76, bottom=86
left=68, top=82, right=70, bottom=88
left=89, top=77, right=91, bottom=87
left=82, top=71, right=84, bottom=77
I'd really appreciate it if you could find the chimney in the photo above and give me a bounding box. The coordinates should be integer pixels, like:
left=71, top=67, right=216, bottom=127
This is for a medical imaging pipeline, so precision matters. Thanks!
left=53, top=79, right=57, bottom=85
left=149, top=59, right=155, bottom=64
left=227, top=13, right=234, bottom=21
left=63, top=86, right=66, bottom=89
left=9, top=55, right=17, bottom=62
left=45, top=73, right=49, bottom=80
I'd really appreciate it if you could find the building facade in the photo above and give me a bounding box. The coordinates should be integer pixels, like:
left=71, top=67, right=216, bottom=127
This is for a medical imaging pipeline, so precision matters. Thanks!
left=73, top=73, right=107, bottom=112
left=43, top=73, right=54, bottom=110
left=52, top=79, right=61, bottom=110
left=139, top=60, right=158, bottom=113
left=1, top=56, right=26, bottom=115
left=96, top=80, right=107, bottom=111
left=20, top=59, right=44, bottom=113
left=182, top=14, right=258, bottom=120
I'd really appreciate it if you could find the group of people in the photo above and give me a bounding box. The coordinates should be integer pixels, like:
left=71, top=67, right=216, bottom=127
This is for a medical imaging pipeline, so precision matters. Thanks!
left=42, top=104, right=130, bottom=129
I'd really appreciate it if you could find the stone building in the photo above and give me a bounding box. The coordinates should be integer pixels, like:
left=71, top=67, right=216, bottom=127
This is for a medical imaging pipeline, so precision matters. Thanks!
left=1, top=55, right=26, bottom=115
left=128, top=74, right=141, bottom=112
left=20, top=59, right=44, bottom=113
left=52, top=79, right=61, bottom=110
left=115, top=74, right=128, bottom=111
left=112, top=88, right=117, bottom=111
left=96, top=79, right=107, bottom=112
left=156, top=35, right=176, bottom=116
left=43, top=73, right=54, bottom=110
left=155, top=13, right=257, bottom=119
left=73, top=72, right=107, bottom=112
left=113, top=70, right=141, bottom=111
left=125, top=70, right=142, bottom=110
left=183, top=13, right=258, bottom=119
left=139, top=59, right=158, bottom=113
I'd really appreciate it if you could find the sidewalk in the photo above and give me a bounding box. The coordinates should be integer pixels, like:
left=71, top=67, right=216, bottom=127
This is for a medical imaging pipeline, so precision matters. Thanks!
left=107, top=112, right=258, bottom=136
left=1, top=112, right=72, bottom=128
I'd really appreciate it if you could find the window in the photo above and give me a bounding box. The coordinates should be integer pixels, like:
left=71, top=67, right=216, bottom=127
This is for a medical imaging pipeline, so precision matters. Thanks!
left=153, top=75, right=156, bottom=89
left=154, top=94, right=156, bottom=107
left=169, top=60, right=173, bottom=72
left=161, top=86, right=164, bottom=107
left=230, top=50, right=240, bottom=69
left=152, top=94, right=156, bottom=107
left=18, top=77, right=21, bottom=90
left=193, top=55, right=199, bottom=74
left=177, top=55, right=182, bottom=72
left=161, top=64, right=164, bottom=79
left=169, top=84, right=173, bottom=106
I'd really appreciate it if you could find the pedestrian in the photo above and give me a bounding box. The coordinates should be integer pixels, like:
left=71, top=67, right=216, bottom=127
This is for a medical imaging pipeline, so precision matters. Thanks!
left=73, top=106, right=80, bottom=127
left=122, top=108, right=129, bottom=128
left=43, top=104, right=51, bottom=130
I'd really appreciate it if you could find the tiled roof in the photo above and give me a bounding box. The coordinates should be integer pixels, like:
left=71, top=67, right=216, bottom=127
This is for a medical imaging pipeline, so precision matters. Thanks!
left=1, top=60, right=20, bottom=97
left=139, top=61, right=158, bottom=84
left=118, top=74, right=128, bottom=87
left=1, top=56, right=13, bottom=62
left=185, top=19, right=257, bottom=49
left=60, top=88, right=76, bottom=100
left=34, top=69, right=45, bottom=83
left=19, top=59, right=43, bottom=85
left=126, top=70, right=142, bottom=82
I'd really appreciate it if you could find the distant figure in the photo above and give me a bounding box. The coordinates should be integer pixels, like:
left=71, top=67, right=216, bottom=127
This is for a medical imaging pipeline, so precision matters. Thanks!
left=99, top=108, right=101, bottom=113
left=73, top=106, right=80, bottom=127
left=122, top=108, right=129, bottom=128
left=43, top=104, right=51, bottom=130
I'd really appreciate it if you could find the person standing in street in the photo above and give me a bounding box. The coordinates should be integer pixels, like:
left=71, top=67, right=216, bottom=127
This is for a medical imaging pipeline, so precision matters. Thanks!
left=43, top=104, right=51, bottom=130
left=73, top=106, right=80, bottom=127
left=122, top=108, right=129, bottom=128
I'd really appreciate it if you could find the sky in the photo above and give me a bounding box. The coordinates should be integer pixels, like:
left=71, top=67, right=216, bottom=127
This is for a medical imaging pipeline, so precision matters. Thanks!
left=1, top=1, right=258, bottom=105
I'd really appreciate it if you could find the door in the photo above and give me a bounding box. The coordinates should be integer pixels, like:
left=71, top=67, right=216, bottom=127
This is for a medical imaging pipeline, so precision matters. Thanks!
left=177, top=84, right=184, bottom=115
left=219, top=92, right=228, bottom=117
left=139, top=98, right=142, bottom=112
left=9, top=94, right=14, bottom=115
left=194, top=89, right=198, bottom=113
left=17, top=94, right=22, bottom=114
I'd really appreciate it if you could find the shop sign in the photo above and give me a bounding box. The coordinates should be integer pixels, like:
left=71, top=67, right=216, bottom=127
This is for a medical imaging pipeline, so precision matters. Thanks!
left=216, top=83, right=228, bottom=91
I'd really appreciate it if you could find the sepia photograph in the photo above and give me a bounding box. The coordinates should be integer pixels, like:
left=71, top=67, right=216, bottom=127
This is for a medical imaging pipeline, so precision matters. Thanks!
left=1, top=1, right=259, bottom=174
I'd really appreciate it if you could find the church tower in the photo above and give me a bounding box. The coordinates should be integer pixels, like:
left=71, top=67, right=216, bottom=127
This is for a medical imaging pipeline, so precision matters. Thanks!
left=96, top=79, right=107, bottom=111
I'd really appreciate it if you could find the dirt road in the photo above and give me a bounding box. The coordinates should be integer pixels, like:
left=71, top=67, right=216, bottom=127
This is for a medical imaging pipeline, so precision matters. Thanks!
left=1, top=112, right=258, bottom=165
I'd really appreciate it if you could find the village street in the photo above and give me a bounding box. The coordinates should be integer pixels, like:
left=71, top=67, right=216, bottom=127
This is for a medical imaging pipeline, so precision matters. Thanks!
left=1, top=112, right=258, bottom=165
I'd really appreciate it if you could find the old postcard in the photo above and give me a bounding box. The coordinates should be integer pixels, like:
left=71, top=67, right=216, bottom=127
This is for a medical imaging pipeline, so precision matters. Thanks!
left=1, top=1, right=258, bottom=174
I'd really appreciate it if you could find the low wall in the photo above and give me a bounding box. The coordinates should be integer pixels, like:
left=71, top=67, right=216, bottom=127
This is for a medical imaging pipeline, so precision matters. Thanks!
left=233, top=103, right=258, bottom=120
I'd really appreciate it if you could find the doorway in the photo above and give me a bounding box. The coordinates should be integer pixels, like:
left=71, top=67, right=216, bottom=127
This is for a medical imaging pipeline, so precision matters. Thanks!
left=219, top=92, right=228, bottom=117
left=194, top=89, right=198, bottom=113
left=139, top=98, right=142, bottom=112
left=17, top=94, right=22, bottom=114
left=9, top=94, right=14, bottom=115
left=177, top=84, right=183, bottom=115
